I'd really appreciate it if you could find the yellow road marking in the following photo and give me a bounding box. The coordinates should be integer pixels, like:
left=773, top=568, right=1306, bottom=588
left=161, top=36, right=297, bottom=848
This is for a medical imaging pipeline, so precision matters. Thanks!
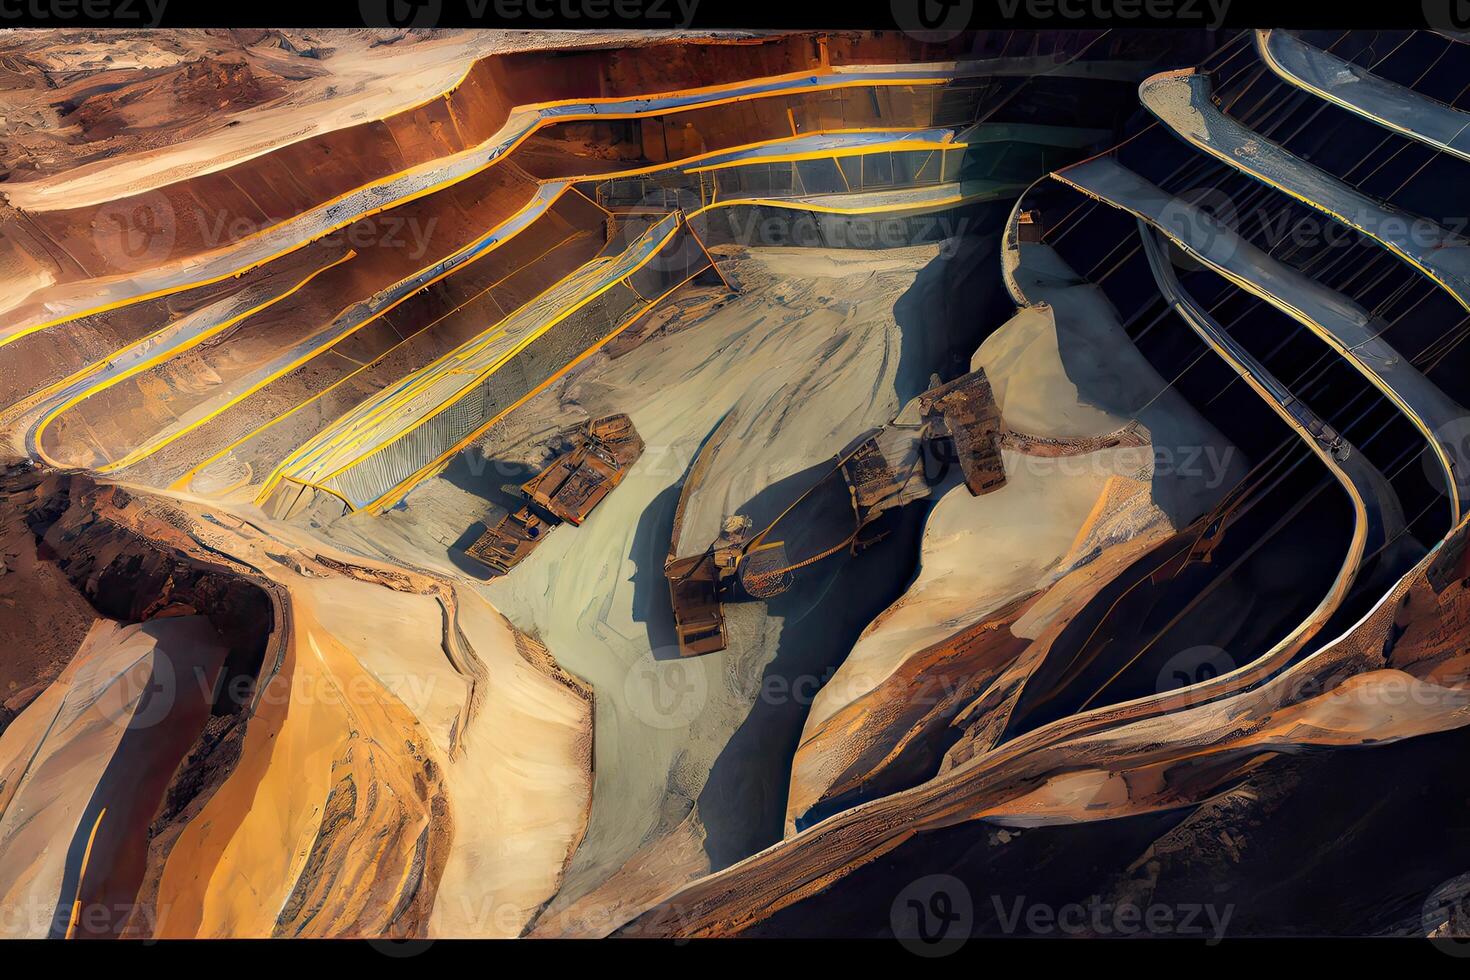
left=4, top=74, right=952, bottom=349
left=32, top=251, right=355, bottom=470
left=260, top=186, right=989, bottom=507
left=65, top=807, right=107, bottom=941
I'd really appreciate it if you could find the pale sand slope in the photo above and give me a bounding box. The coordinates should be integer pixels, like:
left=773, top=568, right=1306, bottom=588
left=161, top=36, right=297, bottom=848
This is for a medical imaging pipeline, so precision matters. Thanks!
left=487, top=246, right=952, bottom=909
left=0, top=239, right=53, bottom=321
left=150, top=581, right=437, bottom=937
left=672, top=248, right=949, bottom=554
left=426, top=589, right=593, bottom=938
left=2, top=30, right=734, bottom=212
left=133, top=538, right=591, bottom=937
left=305, top=573, right=593, bottom=937
left=311, top=243, right=979, bottom=922
left=0, top=616, right=226, bottom=938
left=788, top=243, right=1246, bottom=826
left=300, top=577, right=468, bottom=752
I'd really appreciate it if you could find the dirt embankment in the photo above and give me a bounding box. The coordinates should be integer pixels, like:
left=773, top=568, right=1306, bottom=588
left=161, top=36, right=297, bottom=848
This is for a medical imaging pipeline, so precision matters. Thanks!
left=0, top=463, right=277, bottom=937
left=619, top=517, right=1470, bottom=937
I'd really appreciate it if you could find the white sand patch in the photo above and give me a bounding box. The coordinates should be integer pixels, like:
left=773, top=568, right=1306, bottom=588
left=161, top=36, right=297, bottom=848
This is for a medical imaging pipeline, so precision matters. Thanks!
left=803, top=446, right=1132, bottom=734
left=428, top=591, right=593, bottom=938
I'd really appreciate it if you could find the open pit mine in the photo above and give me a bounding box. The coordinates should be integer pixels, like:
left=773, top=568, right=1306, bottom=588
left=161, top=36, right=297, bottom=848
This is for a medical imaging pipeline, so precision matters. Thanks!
left=4, top=24, right=1470, bottom=944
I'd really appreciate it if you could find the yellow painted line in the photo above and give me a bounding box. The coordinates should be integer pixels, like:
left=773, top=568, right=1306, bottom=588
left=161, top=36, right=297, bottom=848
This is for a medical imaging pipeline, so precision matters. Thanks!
left=1128, top=81, right=1469, bottom=521
left=273, top=474, right=358, bottom=514
left=280, top=256, right=621, bottom=458
left=556, top=127, right=952, bottom=183
left=921, top=202, right=1377, bottom=771
left=169, top=227, right=585, bottom=493
left=90, top=185, right=577, bottom=477
left=264, top=184, right=991, bottom=505
left=253, top=253, right=619, bottom=502
left=33, top=251, right=355, bottom=470
left=7, top=250, right=341, bottom=422
left=684, top=140, right=964, bottom=174
left=1055, top=167, right=1463, bottom=526
left=1144, top=70, right=1470, bottom=319
left=268, top=255, right=622, bottom=485
left=65, top=807, right=107, bottom=941
left=363, top=262, right=711, bottom=514
left=4, top=74, right=952, bottom=349
left=307, top=218, right=686, bottom=486
left=1255, top=30, right=1470, bottom=167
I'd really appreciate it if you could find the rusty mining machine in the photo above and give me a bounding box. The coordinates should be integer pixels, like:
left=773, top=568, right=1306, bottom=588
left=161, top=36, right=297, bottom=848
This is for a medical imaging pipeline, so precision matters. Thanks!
left=663, top=368, right=1008, bottom=657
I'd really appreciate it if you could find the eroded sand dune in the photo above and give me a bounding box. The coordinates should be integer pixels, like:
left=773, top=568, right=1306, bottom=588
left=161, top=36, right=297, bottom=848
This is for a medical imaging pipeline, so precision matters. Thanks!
left=0, top=468, right=592, bottom=938
left=7, top=26, right=1470, bottom=942
left=786, top=241, right=1245, bottom=829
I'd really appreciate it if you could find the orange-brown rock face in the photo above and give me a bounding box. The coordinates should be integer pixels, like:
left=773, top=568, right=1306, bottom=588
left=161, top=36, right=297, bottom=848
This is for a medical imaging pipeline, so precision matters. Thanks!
left=7, top=25, right=1470, bottom=943
left=0, top=464, right=593, bottom=938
